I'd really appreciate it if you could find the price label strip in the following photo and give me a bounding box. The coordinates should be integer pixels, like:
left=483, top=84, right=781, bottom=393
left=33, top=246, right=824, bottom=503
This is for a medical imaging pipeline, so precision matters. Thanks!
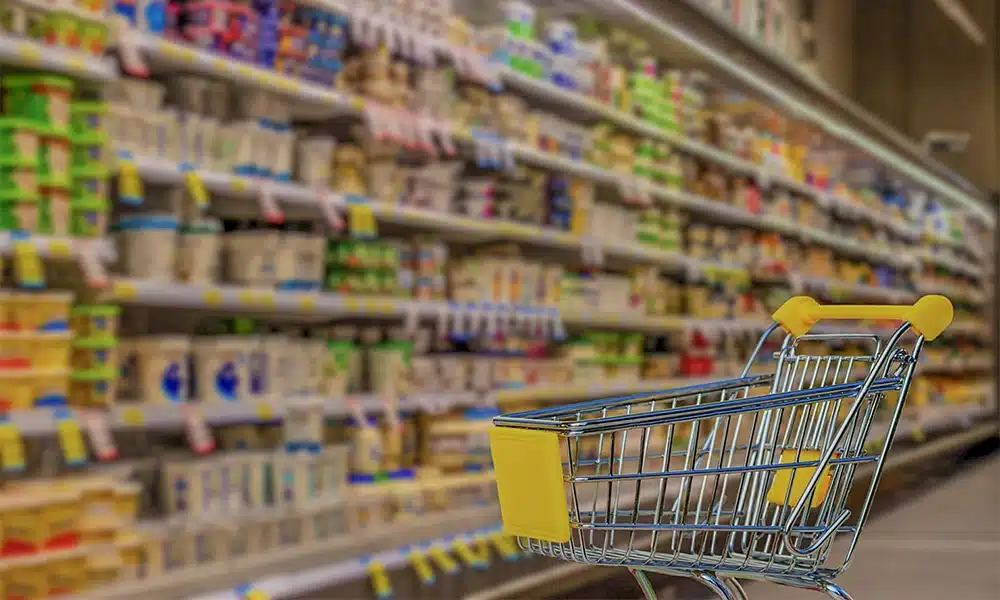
left=54, top=409, right=87, bottom=467
left=0, top=417, right=26, bottom=472
left=407, top=549, right=435, bottom=585
left=84, top=410, right=119, bottom=461
left=117, top=151, right=144, bottom=205
left=12, top=236, right=44, bottom=289
left=180, top=163, right=209, bottom=212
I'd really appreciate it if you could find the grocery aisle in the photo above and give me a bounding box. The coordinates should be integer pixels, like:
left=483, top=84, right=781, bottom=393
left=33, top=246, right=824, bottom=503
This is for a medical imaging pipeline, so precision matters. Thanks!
left=752, top=456, right=1000, bottom=600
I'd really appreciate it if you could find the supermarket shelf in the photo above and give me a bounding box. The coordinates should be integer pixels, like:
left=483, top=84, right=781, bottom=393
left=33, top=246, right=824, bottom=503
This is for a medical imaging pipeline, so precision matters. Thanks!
left=0, top=35, right=118, bottom=81
left=107, top=278, right=798, bottom=337
left=188, top=405, right=995, bottom=600
left=502, top=67, right=920, bottom=241
left=921, top=357, right=993, bottom=374
left=5, top=390, right=480, bottom=436
left=81, top=505, right=501, bottom=600
left=134, top=35, right=360, bottom=115
left=587, top=0, right=990, bottom=225
left=918, top=248, right=985, bottom=279
left=130, top=152, right=917, bottom=271
left=0, top=233, right=116, bottom=261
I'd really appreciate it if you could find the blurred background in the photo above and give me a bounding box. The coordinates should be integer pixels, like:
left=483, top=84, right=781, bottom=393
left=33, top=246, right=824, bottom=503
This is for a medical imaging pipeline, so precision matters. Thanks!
left=0, top=0, right=995, bottom=599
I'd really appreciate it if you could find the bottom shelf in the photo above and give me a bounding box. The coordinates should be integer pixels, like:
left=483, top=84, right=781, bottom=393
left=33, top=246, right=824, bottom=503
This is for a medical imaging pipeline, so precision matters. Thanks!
left=175, top=415, right=996, bottom=600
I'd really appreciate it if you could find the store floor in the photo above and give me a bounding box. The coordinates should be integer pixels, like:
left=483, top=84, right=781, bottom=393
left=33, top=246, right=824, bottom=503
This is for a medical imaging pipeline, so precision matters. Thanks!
left=703, top=456, right=1000, bottom=600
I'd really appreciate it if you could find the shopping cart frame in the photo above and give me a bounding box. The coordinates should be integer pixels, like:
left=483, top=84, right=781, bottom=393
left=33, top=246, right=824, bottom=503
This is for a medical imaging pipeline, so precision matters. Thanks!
left=490, top=296, right=953, bottom=600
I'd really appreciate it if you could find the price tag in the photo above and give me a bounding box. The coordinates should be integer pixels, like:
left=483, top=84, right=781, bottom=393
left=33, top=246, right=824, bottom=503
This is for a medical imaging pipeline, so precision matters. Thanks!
left=348, top=200, right=377, bottom=239
left=489, top=533, right=519, bottom=560
left=453, top=540, right=487, bottom=569
left=580, top=236, right=604, bottom=268
left=408, top=550, right=435, bottom=585
left=428, top=546, right=459, bottom=574
left=258, top=291, right=276, bottom=309
left=117, top=19, right=149, bottom=76
left=181, top=163, right=209, bottom=212
left=367, top=561, right=392, bottom=599
left=55, top=410, right=88, bottom=467
left=298, top=294, right=317, bottom=312
left=255, top=403, right=275, bottom=422
left=317, top=187, right=345, bottom=231
left=910, top=427, right=926, bottom=443
left=183, top=406, right=215, bottom=455
left=256, top=180, right=284, bottom=224
left=234, top=584, right=270, bottom=600
left=48, top=239, right=72, bottom=258
left=118, top=154, right=144, bottom=205
left=113, top=280, right=137, bottom=300
left=0, top=419, right=26, bottom=472
left=84, top=411, right=118, bottom=461
left=13, top=238, right=44, bottom=289
left=204, top=288, right=224, bottom=306
left=120, top=406, right=145, bottom=427
left=77, top=239, right=108, bottom=288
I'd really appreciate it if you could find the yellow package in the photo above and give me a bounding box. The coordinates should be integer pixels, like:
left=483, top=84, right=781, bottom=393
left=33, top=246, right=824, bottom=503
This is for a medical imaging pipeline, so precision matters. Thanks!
left=47, top=553, right=87, bottom=596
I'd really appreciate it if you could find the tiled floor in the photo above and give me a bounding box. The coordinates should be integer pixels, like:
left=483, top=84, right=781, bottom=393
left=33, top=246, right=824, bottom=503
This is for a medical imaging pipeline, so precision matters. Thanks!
left=741, top=457, right=1000, bottom=600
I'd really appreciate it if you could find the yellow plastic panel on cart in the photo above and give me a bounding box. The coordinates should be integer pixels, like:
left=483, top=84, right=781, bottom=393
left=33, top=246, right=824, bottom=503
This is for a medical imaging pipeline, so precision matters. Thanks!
left=772, top=295, right=953, bottom=340
left=766, top=450, right=833, bottom=508
left=489, top=426, right=570, bottom=543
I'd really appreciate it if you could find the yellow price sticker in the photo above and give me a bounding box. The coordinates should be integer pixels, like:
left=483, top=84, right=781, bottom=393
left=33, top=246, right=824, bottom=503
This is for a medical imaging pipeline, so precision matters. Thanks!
left=237, top=290, right=255, bottom=306
left=344, top=298, right=362, bottom=312
left=113, top=281, right=138, bottom=300
left=235, top=64, right=254, bottom=79
left=47, top=239, right=72, bottom=258
left=257, top=292, right=275, bottom=308
left=210, top=57, right=228, bottom=71
left=364, top=299, right=396, bottom=314
left=16, top=44, right=41, bottom=63
left=66, top=56, right=86, bottom=72
left=231, top=177, right=249, bottom=192
left=298, top=295, right=316, bottom=312
left=349, top=96, right=366, bottom=111
left=911, top=427, right=926, bottom=443
left=408, top=551, right=435, bottom=585
left=121, top=407, right=145, bottom=426
left=203, top=288, right=224, bottom=306
left=368, top=562, right=392, bottom=599
left=255, top=403, right=275, bottom=421
left=182, top=169, right=209, bottom=210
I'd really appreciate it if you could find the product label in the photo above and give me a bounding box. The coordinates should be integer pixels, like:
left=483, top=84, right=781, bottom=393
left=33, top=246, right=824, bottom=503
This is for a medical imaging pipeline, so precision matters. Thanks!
left=160, top=362, right=185, bottom=403
left=214, top=361, right=240, bottom=401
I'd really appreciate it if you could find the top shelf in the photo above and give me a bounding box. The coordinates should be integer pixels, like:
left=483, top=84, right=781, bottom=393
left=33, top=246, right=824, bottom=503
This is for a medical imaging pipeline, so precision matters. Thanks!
left=566, top=0, right=991, bottom=225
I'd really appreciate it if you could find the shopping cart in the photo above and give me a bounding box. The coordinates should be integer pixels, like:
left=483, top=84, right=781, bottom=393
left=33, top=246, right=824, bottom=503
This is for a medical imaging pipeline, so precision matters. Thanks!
left=489, top=296, right=953, bottom=600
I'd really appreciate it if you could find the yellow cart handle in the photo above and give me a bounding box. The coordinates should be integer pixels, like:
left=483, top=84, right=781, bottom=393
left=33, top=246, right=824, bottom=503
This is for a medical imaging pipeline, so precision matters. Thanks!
left=772, top=295, right=953, bottom=340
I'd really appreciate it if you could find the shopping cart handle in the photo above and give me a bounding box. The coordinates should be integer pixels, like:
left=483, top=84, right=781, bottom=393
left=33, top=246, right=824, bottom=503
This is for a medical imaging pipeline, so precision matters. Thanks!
left=772, top=295, right=953, bottom=340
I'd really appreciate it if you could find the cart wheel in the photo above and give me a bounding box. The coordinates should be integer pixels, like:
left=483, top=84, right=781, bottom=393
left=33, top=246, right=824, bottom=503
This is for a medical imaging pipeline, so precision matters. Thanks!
left=693, top=571, right=743, bottom=600
left=628, top=568, right=658, bottom=600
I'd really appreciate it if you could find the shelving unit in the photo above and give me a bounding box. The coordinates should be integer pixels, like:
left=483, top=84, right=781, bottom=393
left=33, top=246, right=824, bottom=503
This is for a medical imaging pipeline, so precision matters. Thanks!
left=0, top=0, right=993, bottom=599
